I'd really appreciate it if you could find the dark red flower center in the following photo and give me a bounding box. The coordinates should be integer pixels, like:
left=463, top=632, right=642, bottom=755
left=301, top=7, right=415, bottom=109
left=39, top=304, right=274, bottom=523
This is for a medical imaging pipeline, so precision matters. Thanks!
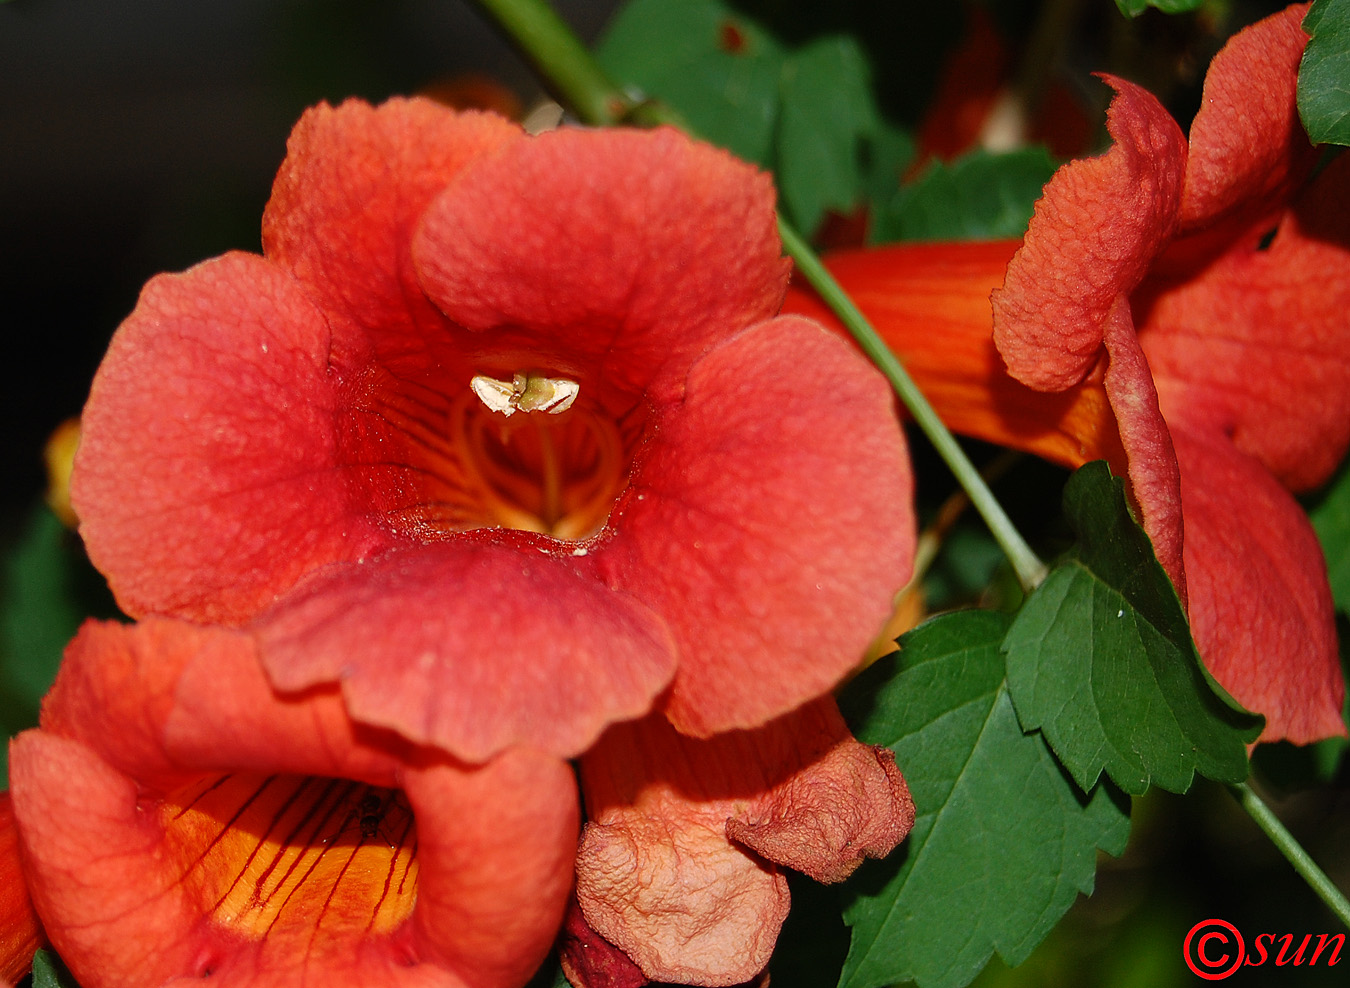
left=162, top=773, right=419, bottom=953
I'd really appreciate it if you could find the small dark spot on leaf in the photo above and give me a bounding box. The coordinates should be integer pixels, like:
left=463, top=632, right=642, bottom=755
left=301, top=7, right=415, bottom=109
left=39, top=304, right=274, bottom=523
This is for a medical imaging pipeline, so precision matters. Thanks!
left=719, top=20, right=748, bottom=54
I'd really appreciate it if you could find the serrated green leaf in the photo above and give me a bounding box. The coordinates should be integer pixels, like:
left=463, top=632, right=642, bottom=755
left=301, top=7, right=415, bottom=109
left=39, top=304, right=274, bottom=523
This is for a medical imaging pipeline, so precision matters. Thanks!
left=775, top=35, right=876, bottom=233
left=597, top=0, right=913, bottom=231
left=870, top=147, right=1057, bottom=244
left=1300, top=0, right=1350, bottom=146
left=836, top=610, right=1130, bottom=988
left=596, top=0, right=786, bottom=164
left=31, top=949, right=80, bottom=988
left=1113, top=0, right=1206, bottom=16
left=859, top=117, right=916, bottom=210
left=1004, top=462, right=1261, bottom=796
left=1311, top=455, right=1350, bottom=614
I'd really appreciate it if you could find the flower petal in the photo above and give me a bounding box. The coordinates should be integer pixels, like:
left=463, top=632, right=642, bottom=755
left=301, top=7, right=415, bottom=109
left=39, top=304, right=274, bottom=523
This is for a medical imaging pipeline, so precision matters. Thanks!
left=1172, top=430, right=1345, bottom=743
left=1100, top=298, right=1187, bottom=602
left=782, top=241, right=1127, bottom=472
left=723, top=701, right=915, bottom=884
left=1141, top=153, right=1350, bottom=492
left=1179, top=3, right=1315, bottom=229
left=559, top=897, right=649, bottom=988
left=13, top=617, right=580, bottom=988
left=10, top=733, right=203, bottom=988
left=72, top=252, right=389, bottom=625
left=579, top=810, right=786, bottom=987
left=576, top=717, right=790, bottom=987
left=575, top=701, right=911, bottom=985
left=597, top=316, right=914, bottom=736
left=255, top=539, right=678, bottom=762
left=408, top=749, right=579, bottom=988
left=163, top=628, right=409, bottom=786
left=992, top=76, right=1187, bottom=391
left=413, top=126, right=789, bottom=397
left=262, top=97, right=520, bottom=367
left=38, top=619, right=198, bottom=790
left=0, top=794, right=42, bottom=985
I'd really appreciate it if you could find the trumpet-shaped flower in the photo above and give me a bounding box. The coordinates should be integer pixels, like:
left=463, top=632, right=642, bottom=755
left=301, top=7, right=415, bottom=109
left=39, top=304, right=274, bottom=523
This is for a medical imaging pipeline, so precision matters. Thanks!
left=991, top=2, right=1348, bottom=743
left=72, top=97, right=914, bottom=763
left=56, top=98, right=918, bottom=984
left=786, top=3, right=1348, bottom=744
left=9, top=618, right=578, bottom=988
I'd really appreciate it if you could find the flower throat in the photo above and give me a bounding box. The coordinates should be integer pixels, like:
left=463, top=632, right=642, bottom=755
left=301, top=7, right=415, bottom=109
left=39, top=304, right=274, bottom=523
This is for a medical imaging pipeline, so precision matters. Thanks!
left=354, top=365, right=633, bottom=542
left=447, top=371, right=626, bottom=540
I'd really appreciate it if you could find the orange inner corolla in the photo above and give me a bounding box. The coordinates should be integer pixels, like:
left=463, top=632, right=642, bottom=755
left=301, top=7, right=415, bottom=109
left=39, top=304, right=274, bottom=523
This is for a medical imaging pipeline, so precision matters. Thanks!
left=347, top=367, right=639, bottom=542
left=162, top=773, right=419, bottom=944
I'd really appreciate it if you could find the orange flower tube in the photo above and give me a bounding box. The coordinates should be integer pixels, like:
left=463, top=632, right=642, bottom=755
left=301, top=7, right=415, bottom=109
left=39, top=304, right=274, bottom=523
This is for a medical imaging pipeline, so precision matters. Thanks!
left=783, top=239, right=1126, bottom=476
left=9, top=619, right=578, bottom=988
left=789, top=3, right=1349, bottom=745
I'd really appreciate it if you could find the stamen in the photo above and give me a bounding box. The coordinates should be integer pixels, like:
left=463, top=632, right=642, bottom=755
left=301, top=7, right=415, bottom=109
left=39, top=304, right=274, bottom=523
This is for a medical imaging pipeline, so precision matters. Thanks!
left=442, top=375, right=629, bottom=539
left=470, top=372, right=579, bottom=417
left=358, top=369, right=629, bottom=539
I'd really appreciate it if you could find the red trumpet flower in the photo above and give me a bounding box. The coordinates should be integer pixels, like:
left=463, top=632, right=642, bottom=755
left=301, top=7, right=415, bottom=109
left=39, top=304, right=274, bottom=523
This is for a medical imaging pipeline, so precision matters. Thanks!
left=789, top=4, right=1348, bottom=744
left=10, top=618, right=578, bottom=988
left=35, top=96, right=918, bottom=986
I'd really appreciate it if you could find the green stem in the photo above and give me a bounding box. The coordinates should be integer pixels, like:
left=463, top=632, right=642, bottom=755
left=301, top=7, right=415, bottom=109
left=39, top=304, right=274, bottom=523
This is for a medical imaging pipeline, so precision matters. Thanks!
left=471, top=0, right=635, bottom=125
left=779, top=220, right=1046, bottom=591
left=1230, top=782, right=1350, bottom=929
left=467, top=0, right=1047, bottom=591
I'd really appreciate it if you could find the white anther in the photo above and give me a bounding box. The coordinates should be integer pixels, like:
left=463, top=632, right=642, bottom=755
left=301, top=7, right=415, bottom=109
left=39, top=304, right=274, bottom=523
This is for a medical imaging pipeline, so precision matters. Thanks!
left=470, top=372, right=579, bottom=417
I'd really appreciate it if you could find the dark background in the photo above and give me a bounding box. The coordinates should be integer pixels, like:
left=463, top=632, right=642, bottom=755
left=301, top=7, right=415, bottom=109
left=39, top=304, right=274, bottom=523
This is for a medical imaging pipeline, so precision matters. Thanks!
left=0, top=0, right=621, bottom=523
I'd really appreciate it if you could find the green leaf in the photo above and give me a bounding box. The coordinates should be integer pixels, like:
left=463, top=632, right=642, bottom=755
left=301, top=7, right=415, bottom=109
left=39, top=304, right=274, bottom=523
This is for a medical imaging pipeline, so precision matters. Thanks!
left=31, top=950, right=80, bottom=988
left=1312, top=448, right=1350, bottom=616
left=775, top=35, right=877, bottom=233
left=597, top=0, right=911, bottom=233
left=1, top=510, right=82, bottom=726
left=1, top=504, right=119, bottom=787
left=1300, top=0, right=1350, bottom=146
left=1112, top=0, right=1206, bottom=17
left=836, top=610, right=1130, bottom=988
left=871, top=147, right=1057, bottom=244
left=1003, top=462, right=1261, bottom=796
left=858, top=117, right=916, bottom=214
left=596, top=0, right=786, bottom=164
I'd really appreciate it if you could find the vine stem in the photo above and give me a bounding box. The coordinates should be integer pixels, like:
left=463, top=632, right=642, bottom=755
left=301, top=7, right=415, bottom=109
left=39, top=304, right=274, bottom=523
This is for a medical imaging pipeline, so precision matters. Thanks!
left=471, top=0, right=634, bottom=125
left=1230, top=782, right=1350, bottom=929
left=469, top=0, right=1047, bottom=591
left=778, top=221, right=1047, bottom=591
